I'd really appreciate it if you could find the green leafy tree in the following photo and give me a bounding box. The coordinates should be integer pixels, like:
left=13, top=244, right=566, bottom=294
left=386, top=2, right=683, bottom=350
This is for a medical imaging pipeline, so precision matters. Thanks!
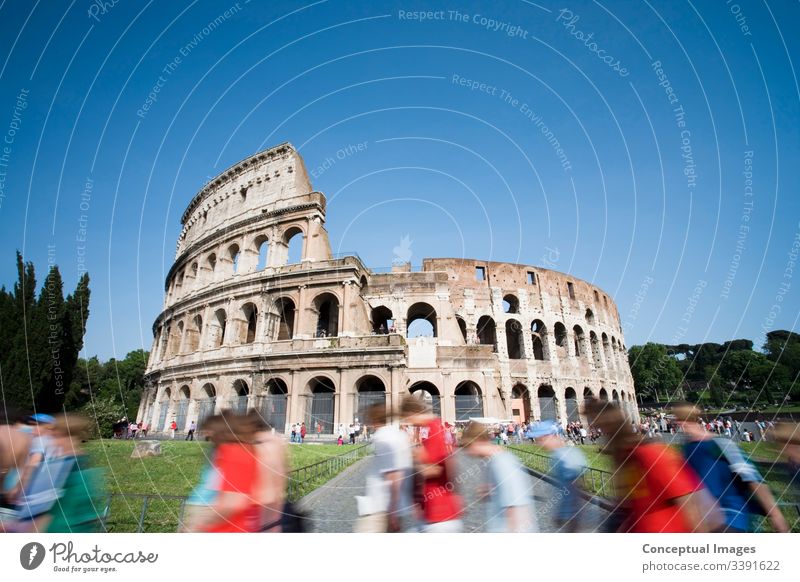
left=628, top=343, right=684, bottom=401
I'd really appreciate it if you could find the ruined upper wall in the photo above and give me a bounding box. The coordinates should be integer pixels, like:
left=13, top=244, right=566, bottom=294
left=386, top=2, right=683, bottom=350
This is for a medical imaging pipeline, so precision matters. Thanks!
left=177, top=143, right=314, bottom=255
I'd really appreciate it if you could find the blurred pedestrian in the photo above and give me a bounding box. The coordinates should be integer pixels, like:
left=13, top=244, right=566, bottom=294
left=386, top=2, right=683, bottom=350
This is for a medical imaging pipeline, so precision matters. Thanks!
left=299, top=422, right=306, bottom=444
left=531, top=420, right=587, bottom=532
left=355, top=404, right=414, bottom=532
left=186, top=420, right=196, bottom=441
left=583, top=399, right=717, bottom=533
left=461, top=421, right=537, bottom=532
left=674, top=404, right=788, bottom=533
left=402, top=397, right=463, bottom=532
left=169, top=419, right=177, bottom=439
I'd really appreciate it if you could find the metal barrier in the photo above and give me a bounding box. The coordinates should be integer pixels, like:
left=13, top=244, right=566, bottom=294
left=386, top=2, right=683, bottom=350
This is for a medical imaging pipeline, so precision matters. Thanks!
left=507, top=445, right=615, bottom=499
left=101, top=444, right=370, bottom=532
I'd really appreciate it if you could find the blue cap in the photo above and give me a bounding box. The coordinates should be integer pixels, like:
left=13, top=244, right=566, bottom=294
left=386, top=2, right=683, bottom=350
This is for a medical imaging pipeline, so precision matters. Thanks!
left=29, top=413, right=55, bottom=424
left=527, top=420, right=559, bottom=439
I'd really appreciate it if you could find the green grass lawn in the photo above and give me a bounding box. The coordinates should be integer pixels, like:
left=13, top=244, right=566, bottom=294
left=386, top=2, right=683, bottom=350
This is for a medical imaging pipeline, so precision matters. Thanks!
left=84, top=440, right=368, bottom=532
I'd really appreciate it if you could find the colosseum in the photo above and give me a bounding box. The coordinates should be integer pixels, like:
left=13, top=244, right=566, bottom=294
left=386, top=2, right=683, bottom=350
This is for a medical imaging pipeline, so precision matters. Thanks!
left=137, top=142, right=639, bottom=434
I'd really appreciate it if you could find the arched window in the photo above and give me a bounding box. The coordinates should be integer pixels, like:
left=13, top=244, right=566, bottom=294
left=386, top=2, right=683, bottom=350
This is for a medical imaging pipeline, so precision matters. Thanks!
left=240, top=303, right=258, bottom=344
left=554, top=322, right=568, bottom=354
left=356, top=375, right=386, bottom=423
left=585, top=308, right=595, bottom=324
left=538, top=385, right=557, bottom=421
left=406, top=302, right=437, bottom=338
left=210, top=309, right=227, bottom=347
left=176, top=386, right=190, bottom=431
left=173, top=320, right=185, bottom=355
left=232, top=379, right=249, bottom=414
left=502, top=294, right=519, bottom=314
left=197, top=383, right=216, bottom=427
left=531, top=320, right=548, bottom=360
left=505, top=319, right=524, bottom=359
left=260, top=378, right=288, bottom=433
left=565, top=387, right=579, bottom=422
left=284, top=227, right=304, bottom=265
left=476, top=315, right=497, bottom=350
left=186, top=314, right=203, bottom=352
left=511, top=384, right=531, bottom=423
left=602, top=333, right=613, bottom=368
left=454, top=381, right=483, bottom=421
left=157, top=387, right=171, bottom=431
left=228, top=244, right=241, bottom=274
left=583, top=387, right=594, bottom=399
left=314, top=293, right=339, bottom=337
left=307, top=377, right=336, bottom=434
left=207, top=253, right=217, bottom=274
left=456, top=316, right=468, bottom=344
left=255, top=235, right=269, bottom=270
left=573, top=325, right=586, bottom=358
left=598, top=387, right=608, bottom=401
left=590, top=331, right=602, bottom=367
left=371, top=306, right=394, bottom=334
left=409, top=381, right=441, bottom=417
left=272, top=297, right=295, bottom=340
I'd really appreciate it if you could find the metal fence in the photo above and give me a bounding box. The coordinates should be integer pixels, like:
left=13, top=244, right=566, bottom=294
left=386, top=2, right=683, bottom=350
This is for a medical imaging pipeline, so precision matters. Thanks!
left=101, top=444, right=369, bottom=533
left=508, top=445, right=800, bottom=531
left=508, top=445, right=614, bottom=499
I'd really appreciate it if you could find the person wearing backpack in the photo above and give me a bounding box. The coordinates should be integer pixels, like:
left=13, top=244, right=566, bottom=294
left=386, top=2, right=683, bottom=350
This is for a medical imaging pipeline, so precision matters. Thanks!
left=674, top=405, right=789, bottom=533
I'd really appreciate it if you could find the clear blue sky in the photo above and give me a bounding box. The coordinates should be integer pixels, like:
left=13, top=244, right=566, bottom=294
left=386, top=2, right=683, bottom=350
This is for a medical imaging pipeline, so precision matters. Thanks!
left=0, top=0, right=798, bottom=361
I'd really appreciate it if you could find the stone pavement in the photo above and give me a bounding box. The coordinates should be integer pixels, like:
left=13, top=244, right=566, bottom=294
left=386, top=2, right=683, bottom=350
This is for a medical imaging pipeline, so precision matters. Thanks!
left=299, top=451, right=610, bottom=533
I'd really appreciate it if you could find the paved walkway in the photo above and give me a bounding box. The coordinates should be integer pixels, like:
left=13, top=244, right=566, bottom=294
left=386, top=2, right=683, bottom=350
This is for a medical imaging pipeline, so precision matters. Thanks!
left=299, top=451, right=610, bottom=533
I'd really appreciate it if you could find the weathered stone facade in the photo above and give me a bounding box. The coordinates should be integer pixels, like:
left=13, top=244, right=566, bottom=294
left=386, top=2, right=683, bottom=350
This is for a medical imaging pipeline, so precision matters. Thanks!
left=138, top=143, right=638, bottom=434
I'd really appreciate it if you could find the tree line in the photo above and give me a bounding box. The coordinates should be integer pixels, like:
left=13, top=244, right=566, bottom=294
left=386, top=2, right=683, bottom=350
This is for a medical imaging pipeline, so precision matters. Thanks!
left=628, top=331, right=800, bottom=409
left=0, top=252, right=148, bottom=432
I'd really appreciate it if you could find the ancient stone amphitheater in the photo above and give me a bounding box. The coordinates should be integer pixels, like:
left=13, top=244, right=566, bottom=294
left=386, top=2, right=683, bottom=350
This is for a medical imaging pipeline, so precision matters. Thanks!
left=138, top=143, right=638, bottom=434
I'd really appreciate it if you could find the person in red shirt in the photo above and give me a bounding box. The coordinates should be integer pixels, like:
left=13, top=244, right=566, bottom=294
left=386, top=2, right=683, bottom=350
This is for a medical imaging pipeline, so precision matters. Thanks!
left=583, top=398, right=713, bottom=533
left=400, top=397, right=463, bottom=532
left=201, top=412, right=261, bottom=533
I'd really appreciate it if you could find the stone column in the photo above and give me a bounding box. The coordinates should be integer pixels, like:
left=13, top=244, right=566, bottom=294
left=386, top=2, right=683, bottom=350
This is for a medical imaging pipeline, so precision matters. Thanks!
left=295, top=285, right=309, bottom=338
left=440, top=372, right=454, bottom=423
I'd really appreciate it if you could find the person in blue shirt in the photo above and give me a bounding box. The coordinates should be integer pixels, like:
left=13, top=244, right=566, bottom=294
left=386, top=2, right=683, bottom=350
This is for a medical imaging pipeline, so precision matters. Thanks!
left=461, top=421, right=537, bottom=533
left=529, top=420, right=587, bottom=532
left=673, top=404, right=788, bottom=533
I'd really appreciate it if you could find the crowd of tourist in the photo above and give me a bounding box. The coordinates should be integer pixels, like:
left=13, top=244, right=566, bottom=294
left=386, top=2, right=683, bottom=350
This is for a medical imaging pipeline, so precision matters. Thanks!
left=2, top=397, right=799, bottom=534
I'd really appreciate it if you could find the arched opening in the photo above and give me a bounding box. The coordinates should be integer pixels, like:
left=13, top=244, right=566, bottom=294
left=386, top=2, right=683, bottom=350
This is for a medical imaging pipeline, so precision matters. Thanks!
left=531, top=320, right=548, bottom=360
left=598, top=388, right=608, bottom=401
left=197, top=384, right=217, bottom=427
left=553, top=322, right=568, bottom=355
left=209, top=309, right=227, bottom=348
left=538, top=385, right=557, bottom=421
left=456, top=316, right=468, bottom=344
left=171, top=320, right=184, bottom=355
left=409, top=381, right=441, bottom=417
left=602, top=333, right=613, bottom=368
left=476, top=315, right=497, bottom=351
left=585, top=308, right=595, bottom=324
left=240, top=302, right=258, bottom=344
left=176, top=386, right=190, bottom=431
left=285, top=227, right=304, bottom=265
left=228, top=243, right=241, bottom=274
left=186, top=314, right=203, bottom=352
left=505, top=319, right=524, bottom=359
left=356, top=375, right=386, bottom=423
left=260, top=378, right=288, bottom=433
left=313, top=293, right=339, bottom=337
left=158, top=387, right=171, bottom=432
left=255, top=235, right=269, bottom=270
left=159, top=324, right=170, bottom=360
left=511, top=384, right=531, bottom=423
left=206, top=253, right=217, bottom=275
left=454, top=381, right=483, bottom=421
left=232, top=379, right=250, bottom=414
left=273, top=297, right=295, bottom=340
left=565, top=387, right=579, bottom=423
left=590, top=332, right=603, bottom=367
left=583, top=387, right=594, bottom=399
left=371, top=306, right=393, bottom=334
left=573, top=325, right=586, bottom=358
left=189, top=262, right=199, bottom=288
left=502, top=294, right=519, bottom=314
left=306, top=376, right=335, bottom=434
left=406, top=302, right=437, bottom=338
left=612, top=389, right=619, bottom=403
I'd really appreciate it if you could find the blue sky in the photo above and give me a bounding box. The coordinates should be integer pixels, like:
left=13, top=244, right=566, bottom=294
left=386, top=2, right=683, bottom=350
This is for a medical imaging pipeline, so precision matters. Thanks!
left=0, top=0, right=798, bottom=360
